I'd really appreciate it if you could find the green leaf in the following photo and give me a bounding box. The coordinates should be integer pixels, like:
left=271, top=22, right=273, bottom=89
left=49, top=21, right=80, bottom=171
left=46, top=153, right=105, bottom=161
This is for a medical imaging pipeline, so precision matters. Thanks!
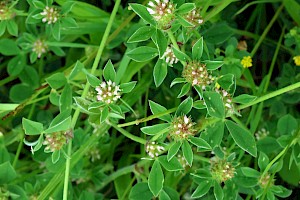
left=177, top=83, right=191, bottom=98
left=201, top=122, right=224, bottom=148
left=51, top=150, right=60, bottom=164
left=172, top=47, right=190, bottom=62
left=163, top=187, right=180, bottom=200
left=214, top=181, right=224, bottom=200
left=100, top=106, right=109, bottom=123
left=9, top=84, right=33, bottom=103
left=192, top=37, right=204, bottom=60
left=182, top=140, right=193, bottom=166
left=129, top=183, right=153, bottom=200
left=19, top=66, right=39, bottom=87
left=153, top=29, right=168, bottom=58
left=73, top=97, right=92, bottom=114
left=44, top=116, right=71, bottom=133
left=32, top=0, right=45, bottom=9
left=177, top=3, right=196, bottom=14
left=69, top=60, right=84, bottom=80
left=233, top=94, right=257, bottom=104
left=225, top=120, right=257, bottom=157
left=52, top=22, right=61, bottom=41
left=128, top=26, right=155, bottom=43
left=177, top=15, right=195, bottom=27
left=284, top=0, right=300, bottom=25
left=153, top=59, right=168, bottom=87
left=148, top=160, right=164, bottom=197
left=0, top=162, right=17, bottom=184
left=191, top=180, right=212, bottom=198
left=85, top=73, right=101, bottom=87
left=149, top=100, right=172, bottom=122
left=46, top=73, right=67, bottom=90
left=203, top=91, right=225, bottom=119
left=241, top=167, right=260, bottom=178
left=59, top=84, right=72, bottom=114
left=141, top=124, right=170, bottom=135
left=217, top=74, right=235, bottom=91
left=120, top=81, right=137, bottom=93
left=170, top=78, right=186, bottom=87
left=129, top=3, right=156, bottom=26
left=204, top=60, right=224, bottom=70
left=167, top=142, right=182, bottom=161
left=0, top=21, right=7, bottom=36
left=6, top=20, right=18, bottom=36
left=175, top=97, right=193, bottom=116
left=188, top=136, right=211, bottom=150
left=127, top=46, right=158, bottom=62
left=22, top=118, right=43, bottom=135
left=271, top=185, right=292, bottom=198
left=0, top=38, right=20, bottom=55
left=49, top=46, right=65, bottom=56
left=202, top=22, right=234, bottom=45
left=258, top=152, right=269, bottom=171
left=159, top=190, right=171, bottom=200
left=7, top=55, right=26, bottom=76
left=158, top=155, right=184, bottom=171
left=277, top=114, right=298, bottom=135
left=103, top=60, right=116, bottom=81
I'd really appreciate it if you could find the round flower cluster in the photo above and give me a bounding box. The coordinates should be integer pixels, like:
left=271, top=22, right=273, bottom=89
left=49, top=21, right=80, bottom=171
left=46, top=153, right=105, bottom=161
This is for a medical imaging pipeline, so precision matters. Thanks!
left=87, top=147, right=101, bottom=162
left=43, top=130, right=73, bottom=152
left=182, top=61, right=214, bottom=89
left=241, top=56, right=252, bottom=68
left=40, top=6, right=60, bottom=24
left=162, top=46, right=178, bottom=65
left=0, top=0, right=15, bottom=20
left=210, top=158, right=235, bottom=183
left=184, top=9, right=204, bottom=27
left=293, top=55, right=300, bottom=66
left=177, top=154, right=189, bottom=168
left=145, top=141, right=165, bottom=158
left=255, top=128, right=269, bottom=141
left=32, top=39, right=48, bottom=58
left=147, top=0, right=175, bottom=29
left=216, top=89, right=234, bottom=114
left=170, top=115, right=196, bottom=140
left=259, top=173, right=274, bottom=189
left=95, top=80, right=121, bottom=104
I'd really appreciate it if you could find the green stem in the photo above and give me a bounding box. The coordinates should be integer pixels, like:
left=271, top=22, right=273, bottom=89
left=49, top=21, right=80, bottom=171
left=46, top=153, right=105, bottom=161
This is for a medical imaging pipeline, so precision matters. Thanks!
left=110, top=122, right=147, bottom=145
left=62, top=1, right=121, bottom=199
left=12, top=133, right=24, bottom=169
left=0, top=76, right=16, bottom=87
left=47, top=42, right=98, bottom=48
left=238, top=81, right=300, bottom=110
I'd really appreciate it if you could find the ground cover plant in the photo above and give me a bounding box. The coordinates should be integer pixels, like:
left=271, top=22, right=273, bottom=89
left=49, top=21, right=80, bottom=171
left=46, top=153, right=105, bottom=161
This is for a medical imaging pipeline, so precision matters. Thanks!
left=1, top=0, right=300, bottom=199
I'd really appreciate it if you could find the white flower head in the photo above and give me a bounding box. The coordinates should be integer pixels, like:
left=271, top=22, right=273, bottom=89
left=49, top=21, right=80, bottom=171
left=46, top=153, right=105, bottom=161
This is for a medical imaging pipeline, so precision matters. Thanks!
left=95, top=81, right=121, bottom=104
left=40, top=6, right=60, bottom=24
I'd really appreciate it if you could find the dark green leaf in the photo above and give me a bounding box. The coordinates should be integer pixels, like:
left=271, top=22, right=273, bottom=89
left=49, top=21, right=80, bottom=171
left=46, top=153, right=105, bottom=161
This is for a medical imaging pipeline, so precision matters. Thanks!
left=0, top=38, right=20, bottom=55
left=51, top=150, right=60, bottom=164
left=158, top=155, right=184, bottom=171
left=128, top=26, right=155, bottom=43
left=148, top=160, right=164, bottom=197
left=69, top=60, right=84, bottom=80
left=0, top=162, right=17, bottom=184
left=149, top=100, right=172, bottom=122
left=177, top=83, right=191, bottom=98
left=153, top=59, right=168, bottom=87
left=203, top=91, right=225, bottom=119
left=59, top=84, right=72, bottom=114
left=6, top=20, right=18, bottom=36
left=217, top=74, right=234, bottom=91
left=7, top=55, right=25, bottom=76
left=120, top=81, right=137, bottom=93
left=86, top=73, right=101, bottom=87
left=159, top=190, right=171, bottom=200
left=46, top=72, right=67, bottom=90
left=277, top=114, right=298, bottom=135
left=201, top=122, right=224, bottom=148
left=129, top=183, right=153, bottom=200
left=177, top=3, right=196, bottom=14
left=127, top=46, right=158, bottom=62
left=204, top=60, right=224, bottom=70
left=141, top=123, right=170, bottom=135
left=103, top=60, right=116, bottom=81
left=233, top=94, right=257, bottom=104
left=45, top=116, right=71, bottom=133
left=175, top=97, right=193, bottom=116
left=192, top=37, right=203, bottom=60
left=240, top=167, right=260, bottom=178
left=154, top=29, right=168, bottom=58
left=284, top=0, right=300, bottom=25
left=9, top=84, right=33, bottom=103
left=191, top=180, right=212, bottom=198
left=214, top=181, right=224, bottom=200
left=182, top=140, right=193, bottom=166
left=52, top=22, right=61, bottom=41
left=258, top=152, right=269, bottom=171
left=167, top=142, right=182, bottom=161
left=100, top=106, right=109, bottom=123
left=170, top=78, right=186, bottom=87
left=188, top=136, right=211, bottom=150
left=22, top=118, right=43, bottom=135
left=172, top=47, right=190, bottom=62
left=129, top=4, right=156, bottom=26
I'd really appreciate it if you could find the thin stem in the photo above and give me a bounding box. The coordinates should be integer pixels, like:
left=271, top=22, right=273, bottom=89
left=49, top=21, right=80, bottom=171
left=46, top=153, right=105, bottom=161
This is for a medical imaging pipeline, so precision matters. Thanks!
left=12, top=133, right=24, bottom=168
left=0, top=76, right=16, bottom=87
left=62, top=0, right=122, bottom=199
left=47, top=42, right=98, bottom=48
left=238, top=81, right=300, bottom=110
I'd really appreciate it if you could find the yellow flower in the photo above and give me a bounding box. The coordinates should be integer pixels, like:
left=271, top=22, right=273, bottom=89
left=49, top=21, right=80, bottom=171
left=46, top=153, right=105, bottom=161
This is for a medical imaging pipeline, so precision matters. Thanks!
left=215, top=82, right=220, bottom=89
left=293, top=55, right=300, bottom=66
left=241, top=56, right=252, bottom=68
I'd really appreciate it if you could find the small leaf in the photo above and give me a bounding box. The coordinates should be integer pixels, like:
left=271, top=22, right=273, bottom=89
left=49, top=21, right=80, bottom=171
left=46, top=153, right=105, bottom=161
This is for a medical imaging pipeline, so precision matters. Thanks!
left=182, top=140, right=193, bottom=166
left=204, top=60, right=223, bottom=70
left=69, top=60, right=84, bottom=80
left=188, top=136, right=211, bottom=150
left=284, top=0, right=300, bottom=25
left=22, top=118, right=43, bottom=135
left=203, top=91, right=225, bottom=119
left=172, top=47, right=190, bottom=62
left=148, top=160, right=164, bottom=197
left=177, top=83, right=191, bottom=98
left=59, top=84, right=72, bottom=114
left=175, top=97, right=193, bottom=116
left=120, top=81, right=137, bottom=93
left=191, top=180, right=212, bottom=198
left=217, top=74, right=235, bottom=91
left=32, top=0, right=45, bottom=9
left=149, top=100, right=172, bottom=122
left=129, top=3, right=156, bottom=26
left=44, top=116, right=71, bottom=133
left=241, top=167, right=260, bottom=178
left=177, top=3, right=196, bottom=14
left=192, top=37, right=203, bottom=60
left=159, top=190, right=171, bottom=200
left=233, top=94, right=257, bottom=104
left=51, top=150, right=60, bottom=164
left=52, top=22, right=61, bottom=41
left=100, top=106, right=109, bottom=123
left=0, top=38, right=20, bottom=55
left=225, top=120, right=257, bottom=157
left=127, top=46, right=158, bottom=62
left=7, top=20, right=18, bottom=36
left=258, top=152, right=269, bottom=171
left=167, top=142, right=182, bottom=161
left=129, top=183, right=153, bottom=200
left=103, top=60, right=116, bottom=81
left=0, top=162, right=17, bottom=184
left=158, top=155, right=184, bottom=171
left=277, top=114, right=298, bottom=135
left=154, top=29, right=168, bottom=58
left=141, top=123, right=170, bottom=135
left=214, top=181, right=224, bottom=200
left=85, top=73, right=101, bottom=87
left=153, top=59, right=168, bottom=87
left=46, top=73, right=67, bottom=89
left=128, top=26, right=155, bottom=43
left=170, top=78, right=186, bottom=87
left=7, top=55, right=26, bottom=76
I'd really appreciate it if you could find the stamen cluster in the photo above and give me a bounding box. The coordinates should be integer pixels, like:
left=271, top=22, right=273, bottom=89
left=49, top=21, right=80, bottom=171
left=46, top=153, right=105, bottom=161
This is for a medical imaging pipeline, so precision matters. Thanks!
left=255, top=128, right=269, bottom=141
left=170, top=115, right=196, bottom=140
left=95, top=80, right=121, bottom=104
left=0, top=0, right=14, bottom=20
left=32, top=39, right=48, bottom=58
left=145, top=141, right=165, bottom=158
left=177, top=154, right=188, bottom=168
left=87, top=147, right=101, bottom=162
left=259, top=173, right=274, bottom=188
left=147, top=0, right=175, bottom=29
left=43, top=130, right=73, bottom=152
left=182, top=61, right=214, bottom=89
left=185, top=9, right=204, bottom=27
left=216, top=89, right=234, bottom=114
left=162, top=46, right=178, bottom=65
left=40, top=6, right=59, bottom=24
left=210, top=158, right=235, bottom=183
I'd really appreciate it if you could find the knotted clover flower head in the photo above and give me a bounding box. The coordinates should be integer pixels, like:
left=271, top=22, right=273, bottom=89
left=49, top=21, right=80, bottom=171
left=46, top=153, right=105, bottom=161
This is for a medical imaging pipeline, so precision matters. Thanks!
left=86, top=146, right=101, bottom=162
left=147, top=0, right=175, bottom=30
left=145, top=141, right=165, bottom=158
left=0, top=0, right=15, bottom=20
left=40, top=6, right=60, bottom=24
left=43, top=130, right=73, bottom=152
left=259, top=173, right=274, bottom=189
left=216, top=89, right=235, bottom=114
left=32, top=38, right=48, bottom=58
left=170, top=115, right=196, bottom=140
left=162, top=46, right=178, bottom=65
left=95, top=80, right=121, bottom=104
left=184, top=9, right=204, bottom=27
left=182, top=61, right=215, bottom=89
left=210, top=157, right=235, bottom=183
left=255, top=128, right=269, bottom=141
